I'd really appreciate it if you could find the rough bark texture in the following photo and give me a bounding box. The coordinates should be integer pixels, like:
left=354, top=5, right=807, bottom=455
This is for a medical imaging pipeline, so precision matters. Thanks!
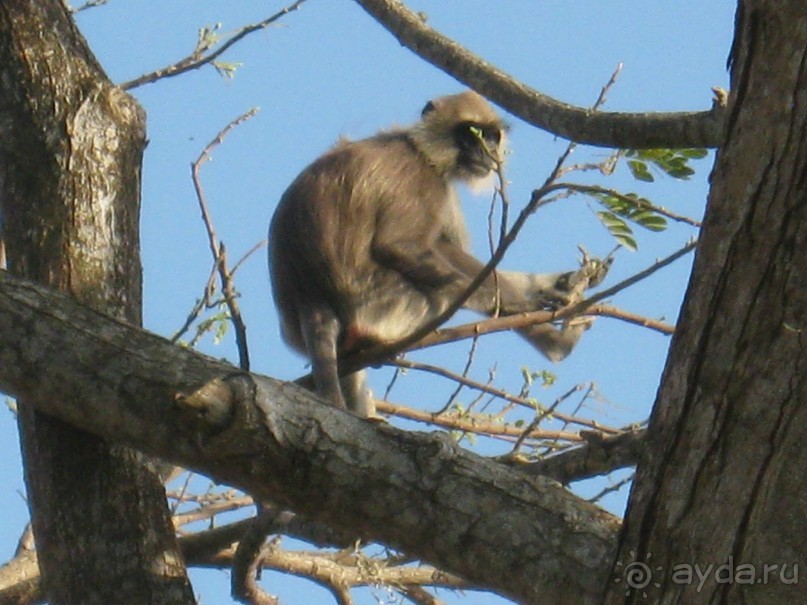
left=0, top=2, right=194, bottom=603
left=604, top=3, right=807, bottom=603
left=0, top=272, right=621, bottom=605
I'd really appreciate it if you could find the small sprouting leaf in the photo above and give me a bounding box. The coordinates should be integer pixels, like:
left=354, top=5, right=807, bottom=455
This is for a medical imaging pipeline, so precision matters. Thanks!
left=197, top=23, right=222, bottom=53
left=213, top=61, right=242, bottom=79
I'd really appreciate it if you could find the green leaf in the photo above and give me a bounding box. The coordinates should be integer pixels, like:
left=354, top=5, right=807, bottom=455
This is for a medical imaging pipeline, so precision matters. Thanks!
left=596, top=211, right=637, bottom=250
left=624, top=147, right=708, bottom=181
left=681, top=148, right=709, bottom=159
left=613, top=232, right=638, bottom=251
left=631, top=211, right=668, bottom=231
left=627, top=159, right=654, bottom=182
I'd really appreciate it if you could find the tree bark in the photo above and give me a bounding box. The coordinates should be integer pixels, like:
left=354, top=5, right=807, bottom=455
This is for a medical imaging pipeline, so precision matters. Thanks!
left=0, top=2, right=194, bottom=603
left=604, top=2, right=807, bottom=603
left=0, top=271, right=621, bottom=605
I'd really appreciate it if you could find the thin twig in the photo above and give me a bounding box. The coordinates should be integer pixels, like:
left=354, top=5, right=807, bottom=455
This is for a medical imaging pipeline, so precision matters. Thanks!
left=544, top=63, right=623, bottom=185
left=509, top=384, right=587, bottom=456
left=587, top=473, right=634, bottom=503
left=69, top=0, right=109, bottom=13
left=190, top=108, right=260, bottom=370
left=386, top=358, right=620, bottom=434
left=434, top=335, right=480, bottom=416
left=567, top=182, right=702, bottom=228
left=120, top=1, right=308, bottom=90
left=375, top=399, right=585, bottom=444
left=588, top=304, right=675, bottom=335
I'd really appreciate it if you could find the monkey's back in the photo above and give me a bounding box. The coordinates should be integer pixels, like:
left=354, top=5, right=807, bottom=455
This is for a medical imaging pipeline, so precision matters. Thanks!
left=269, top=132, right=456, bottom=353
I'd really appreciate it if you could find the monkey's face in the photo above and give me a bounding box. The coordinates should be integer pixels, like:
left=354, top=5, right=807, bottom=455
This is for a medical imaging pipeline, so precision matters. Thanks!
left=453, top=121, right=504, bottom=178
left=411, top=91, right=508, bottom=182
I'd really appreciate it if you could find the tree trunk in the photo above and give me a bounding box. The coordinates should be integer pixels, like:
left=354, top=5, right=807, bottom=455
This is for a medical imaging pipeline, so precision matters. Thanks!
left=604, top=2, right=807, bottom=603
left=0, top=2, right=195, bottom=603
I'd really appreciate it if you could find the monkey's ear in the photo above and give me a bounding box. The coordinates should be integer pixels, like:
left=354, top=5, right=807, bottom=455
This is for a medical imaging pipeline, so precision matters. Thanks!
left=421, top=100, right=437, bottom=117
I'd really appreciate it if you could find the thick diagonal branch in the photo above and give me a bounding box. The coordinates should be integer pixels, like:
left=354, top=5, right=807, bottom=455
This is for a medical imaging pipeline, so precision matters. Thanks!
left=0, top=271, right=620, bottom=605
left=354, top=0, right=724, bottom=148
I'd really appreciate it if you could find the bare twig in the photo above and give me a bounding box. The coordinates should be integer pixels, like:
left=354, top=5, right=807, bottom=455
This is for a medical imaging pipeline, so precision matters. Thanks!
left=508, top=384, right=586, bottom=456
left=588, top=473, right=635, bottom=503
left=374, top=399, right=585, bottom=444
left=69, top=0, right=109, bottom=13
left=434, top=335, right=480, bottom=416
left=588, top=304, right=675, bottom=335
left=545, top=63, right=624, bottom=185
left=386, top=358, right=620, bottom=434
left=120, top=1, right=308, bottom=90
left=189, top=108, right=260, bottom=370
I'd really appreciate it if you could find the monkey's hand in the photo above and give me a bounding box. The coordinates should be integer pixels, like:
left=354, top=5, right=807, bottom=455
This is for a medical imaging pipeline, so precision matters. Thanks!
left=555, top=252, right=612, bottom=302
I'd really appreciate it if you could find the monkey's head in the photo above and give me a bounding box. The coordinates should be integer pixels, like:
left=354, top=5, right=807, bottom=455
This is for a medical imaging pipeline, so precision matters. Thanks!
left=410, top=91, right=507, bottom=183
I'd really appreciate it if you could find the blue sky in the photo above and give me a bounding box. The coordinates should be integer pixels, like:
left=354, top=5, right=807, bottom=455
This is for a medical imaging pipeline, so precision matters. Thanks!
left=1, top=1, right=736, bottom=603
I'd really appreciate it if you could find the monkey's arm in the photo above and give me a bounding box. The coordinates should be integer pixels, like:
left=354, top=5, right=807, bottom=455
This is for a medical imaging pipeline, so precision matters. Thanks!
left=499, top=255, right=611, bottom=308
left=371, top=226, right=464, bottom=289
left=434, top=241, right=541, bottom=314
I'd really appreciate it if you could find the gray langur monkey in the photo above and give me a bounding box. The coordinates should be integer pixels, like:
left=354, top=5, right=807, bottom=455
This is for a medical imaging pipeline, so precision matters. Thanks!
left=269, top=91, right=607, bottom=417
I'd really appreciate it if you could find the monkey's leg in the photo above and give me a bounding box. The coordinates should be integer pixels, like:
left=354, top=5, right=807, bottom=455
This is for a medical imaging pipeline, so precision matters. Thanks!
left=340, top=370, right=375, bottom=418
left=299, top=306, right=347, bottom=410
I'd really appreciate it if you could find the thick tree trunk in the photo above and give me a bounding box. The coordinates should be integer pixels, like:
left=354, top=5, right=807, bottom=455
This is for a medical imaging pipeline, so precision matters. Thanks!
left=604, top=2, right=807, bottom=603
left=0, top=2, right=194, bottom=604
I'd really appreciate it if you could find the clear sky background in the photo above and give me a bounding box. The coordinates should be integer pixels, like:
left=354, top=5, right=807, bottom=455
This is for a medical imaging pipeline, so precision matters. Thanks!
left=0, top=1, right=736, bottom=603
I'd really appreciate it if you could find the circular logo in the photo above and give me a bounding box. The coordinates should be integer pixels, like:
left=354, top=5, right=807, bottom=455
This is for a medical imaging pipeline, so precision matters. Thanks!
left=623, top=561, right=653, bottom=589
left=613, top=551, right=662, bottom=599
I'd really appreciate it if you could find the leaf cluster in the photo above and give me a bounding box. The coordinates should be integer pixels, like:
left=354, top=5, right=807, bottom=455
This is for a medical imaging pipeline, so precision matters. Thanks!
left=594, top=192, right=668, bottom=251
left=625, top=148, right=708, bottom=182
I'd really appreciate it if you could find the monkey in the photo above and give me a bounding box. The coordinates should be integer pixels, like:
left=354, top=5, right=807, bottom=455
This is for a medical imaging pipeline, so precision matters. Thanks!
left=268, top=91, right=607, bottom=417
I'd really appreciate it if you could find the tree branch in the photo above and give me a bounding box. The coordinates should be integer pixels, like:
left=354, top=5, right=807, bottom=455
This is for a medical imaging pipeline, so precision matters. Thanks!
left=0, top=271, right=619, bottom=605
left=519, top=428, right=647, bottom=483
left=353, top=0, right=725, bottom=148
left=119, top=1, right=308, bottom=90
